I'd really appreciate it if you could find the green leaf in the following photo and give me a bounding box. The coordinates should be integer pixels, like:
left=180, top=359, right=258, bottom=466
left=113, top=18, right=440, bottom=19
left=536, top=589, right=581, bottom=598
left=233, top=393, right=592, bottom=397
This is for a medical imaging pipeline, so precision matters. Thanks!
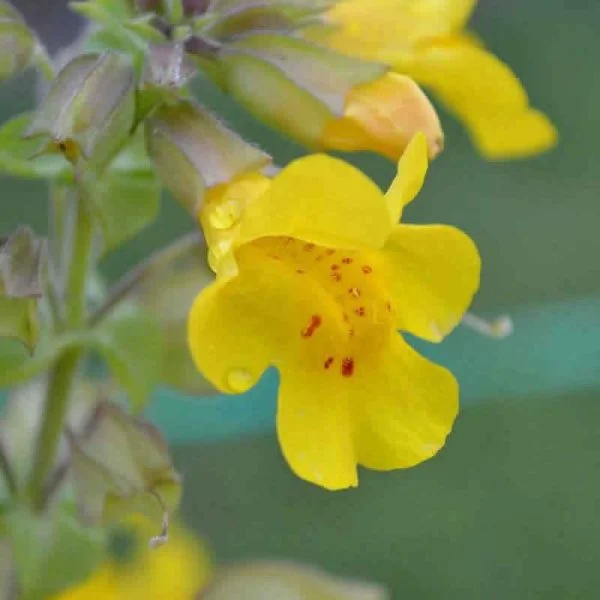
left=6, top=505, right=106, bottom=600
left=94, top=306, right=163, bottom=411
left=94, top=172, right=161, bottom=253
left=129, top=234, right=218, bottom=395
left=0, top=307, right=161, bottom=412
left=203, top=561, right=389, bottom=600
left=0, top=0, right=36, bottom=80
left=0, top=113, right=72, bottom=180
left=68, top=402, right=181, bottom=525
left=0, top=297, right=38, bottom=352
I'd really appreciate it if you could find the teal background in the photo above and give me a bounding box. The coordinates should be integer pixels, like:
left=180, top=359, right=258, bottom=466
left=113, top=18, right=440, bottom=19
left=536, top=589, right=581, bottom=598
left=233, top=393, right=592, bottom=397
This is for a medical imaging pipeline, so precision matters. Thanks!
left=2, top=0, right=600, bottom=597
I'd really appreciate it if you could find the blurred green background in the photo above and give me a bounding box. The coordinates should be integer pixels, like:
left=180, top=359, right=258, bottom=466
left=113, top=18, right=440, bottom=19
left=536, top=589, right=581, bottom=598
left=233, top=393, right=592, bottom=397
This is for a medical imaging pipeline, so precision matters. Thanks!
left=2, top=0, right=600, bottom=597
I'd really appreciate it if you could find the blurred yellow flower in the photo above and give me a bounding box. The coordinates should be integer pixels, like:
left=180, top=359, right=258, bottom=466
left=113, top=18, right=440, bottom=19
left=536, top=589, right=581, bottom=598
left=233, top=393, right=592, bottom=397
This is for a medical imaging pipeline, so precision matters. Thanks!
left=311, top=0, right=557, bottom=159
left=189, top=133, right=480, bottom=490
left=51, top=518, right=211, bottom=600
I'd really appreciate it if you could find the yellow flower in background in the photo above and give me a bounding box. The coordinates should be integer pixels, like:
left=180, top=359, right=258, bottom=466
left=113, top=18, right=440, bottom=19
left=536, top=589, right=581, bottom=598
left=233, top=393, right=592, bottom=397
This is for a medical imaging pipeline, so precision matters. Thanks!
left=52, top=518, right=211, bottom=600
left=189, top=134, right=480, bottom=490
left=310, top=0, right=557, bottom=159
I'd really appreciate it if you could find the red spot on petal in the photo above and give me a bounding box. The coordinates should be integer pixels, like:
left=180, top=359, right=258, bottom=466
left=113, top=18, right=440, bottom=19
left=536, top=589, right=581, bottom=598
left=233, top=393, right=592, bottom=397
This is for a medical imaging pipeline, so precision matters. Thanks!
left=325, top=249, right=335, bottom=256
left=348, top=287, right=361, bottom=298
left=355, top=307, right=365, bottom=317
left=324, top=356, right=334, bottom=369
left=316, top=254, right=324, bottom=262
left=361, top=265, right=372, bottom=274
left=341, top=357, right=355, bottom=377
left=342, top=257, right=353, bottom=264
left=342, top=312, right=349, bottom=322
left=330, top=264, right=340, bottom=271
left=296, top=269, right=305, bottom=274
left=301, top=314, right=322, bottom=338
left=304, top=243, right=315, bottom=251
left=386, top=301, right=392, bottom=312
left=331, top=272, right=342, bottom=282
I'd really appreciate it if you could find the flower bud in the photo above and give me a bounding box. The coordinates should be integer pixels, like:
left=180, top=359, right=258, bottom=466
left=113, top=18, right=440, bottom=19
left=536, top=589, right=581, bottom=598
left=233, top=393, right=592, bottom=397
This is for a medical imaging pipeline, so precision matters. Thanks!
left=322, top=72, right=444, bottom=160
left=217, top=33, right=441, bottom=160
left=0, top=1, right=35, bottom=80
left=24, top=52, right=136, bottom=170
left=202, top=561, right=389, bottom=600
left=145, top=99, right=270, bottom=215
left=218, top=34, right=387, bottom=148
left=68, top=402, right=181, bottom=525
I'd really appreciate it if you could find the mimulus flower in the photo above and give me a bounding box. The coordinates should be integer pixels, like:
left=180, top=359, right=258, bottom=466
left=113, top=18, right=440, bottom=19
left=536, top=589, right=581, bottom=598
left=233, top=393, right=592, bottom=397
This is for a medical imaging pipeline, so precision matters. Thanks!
left=188, top=133, right=480, bottom=490
left=310, top=0, right=557, bottom=159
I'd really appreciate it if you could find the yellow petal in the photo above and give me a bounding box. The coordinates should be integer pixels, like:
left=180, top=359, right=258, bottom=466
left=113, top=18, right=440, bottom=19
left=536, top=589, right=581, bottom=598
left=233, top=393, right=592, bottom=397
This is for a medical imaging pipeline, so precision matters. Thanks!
left=321, top=73, right=443, bottom=161
left=384, top=131, right=429, bottom=223
left=398, top=36, right=558, bottom=159
left=380, top=224, right=480, bottom=342
left=188, top=244, right=358, bottom=489
left=49, top=566, right=118, bottom=599
left=201, top=171, right=271, bottom=274
left=188, top=243, right=349, bottom=395
left=352, top=333, right=458, bottom=470
left=314, top=0, right=476, bottom=59
left=237, top=154, right=391, bottom=250
left=118, top=524, right=211, bottom=600
left=277, top=366, right=357, bottom=490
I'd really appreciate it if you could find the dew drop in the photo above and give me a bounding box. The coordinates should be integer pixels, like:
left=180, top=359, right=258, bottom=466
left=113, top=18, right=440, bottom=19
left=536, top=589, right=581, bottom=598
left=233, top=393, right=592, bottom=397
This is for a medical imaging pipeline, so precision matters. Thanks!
left=209, top=199, right=243, bottom=230
left=226, top=368, right=254, bottom=393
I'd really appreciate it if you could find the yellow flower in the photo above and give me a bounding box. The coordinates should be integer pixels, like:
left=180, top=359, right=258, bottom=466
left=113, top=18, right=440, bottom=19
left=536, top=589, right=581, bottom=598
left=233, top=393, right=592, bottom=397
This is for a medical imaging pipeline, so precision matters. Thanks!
left=310, top=0, right=557, bottom=160
left=189, top=133, right=480, bottom=490
left=51, top=518, right=211, bottom=600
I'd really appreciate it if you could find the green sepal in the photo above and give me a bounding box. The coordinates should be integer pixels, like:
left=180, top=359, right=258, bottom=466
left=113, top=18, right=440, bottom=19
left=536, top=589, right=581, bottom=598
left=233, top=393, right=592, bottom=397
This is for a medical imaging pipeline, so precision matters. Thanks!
left=68, top=402, right=181, bottom=525
left=0, top=227, right=46, bottom=351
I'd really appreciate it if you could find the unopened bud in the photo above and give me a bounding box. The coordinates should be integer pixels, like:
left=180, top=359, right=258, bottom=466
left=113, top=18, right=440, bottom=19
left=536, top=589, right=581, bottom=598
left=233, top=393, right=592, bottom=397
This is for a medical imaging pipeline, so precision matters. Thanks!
left=145, top=99, right=270, bottom=215
left=0, top=1, right=36, bottom=80
left=24, top=52, right=136, bottom=170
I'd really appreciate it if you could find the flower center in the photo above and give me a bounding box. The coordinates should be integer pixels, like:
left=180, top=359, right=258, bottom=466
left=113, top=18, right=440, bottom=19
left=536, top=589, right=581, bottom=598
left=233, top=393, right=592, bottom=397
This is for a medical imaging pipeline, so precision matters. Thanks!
left=252, top=236, right=394, bottom=378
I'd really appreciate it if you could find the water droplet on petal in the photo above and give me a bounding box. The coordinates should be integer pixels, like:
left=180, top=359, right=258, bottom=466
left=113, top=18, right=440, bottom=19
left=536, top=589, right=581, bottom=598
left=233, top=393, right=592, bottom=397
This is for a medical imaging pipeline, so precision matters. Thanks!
left=209, top=199, right=243, bottom=230
left=226, top=368, right=254, bottom=393
left=207, top=238, right=233, bottom=272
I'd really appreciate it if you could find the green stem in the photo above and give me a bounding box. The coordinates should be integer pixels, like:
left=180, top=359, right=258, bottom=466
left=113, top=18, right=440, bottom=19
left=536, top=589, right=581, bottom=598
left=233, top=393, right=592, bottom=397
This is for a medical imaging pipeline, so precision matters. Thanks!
left=28, top=350, right=80, bottom=508
left=65, top=195, right=93, bottom=328
left=0, top=441, right=17, bottom=497
left=28, top=193, right=93, bottom=508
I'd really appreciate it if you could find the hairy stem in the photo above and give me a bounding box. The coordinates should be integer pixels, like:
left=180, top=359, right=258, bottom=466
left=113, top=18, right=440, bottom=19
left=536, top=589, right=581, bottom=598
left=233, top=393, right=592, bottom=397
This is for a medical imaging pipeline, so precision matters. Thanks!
left=28, top=193, right=93, bottom=508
